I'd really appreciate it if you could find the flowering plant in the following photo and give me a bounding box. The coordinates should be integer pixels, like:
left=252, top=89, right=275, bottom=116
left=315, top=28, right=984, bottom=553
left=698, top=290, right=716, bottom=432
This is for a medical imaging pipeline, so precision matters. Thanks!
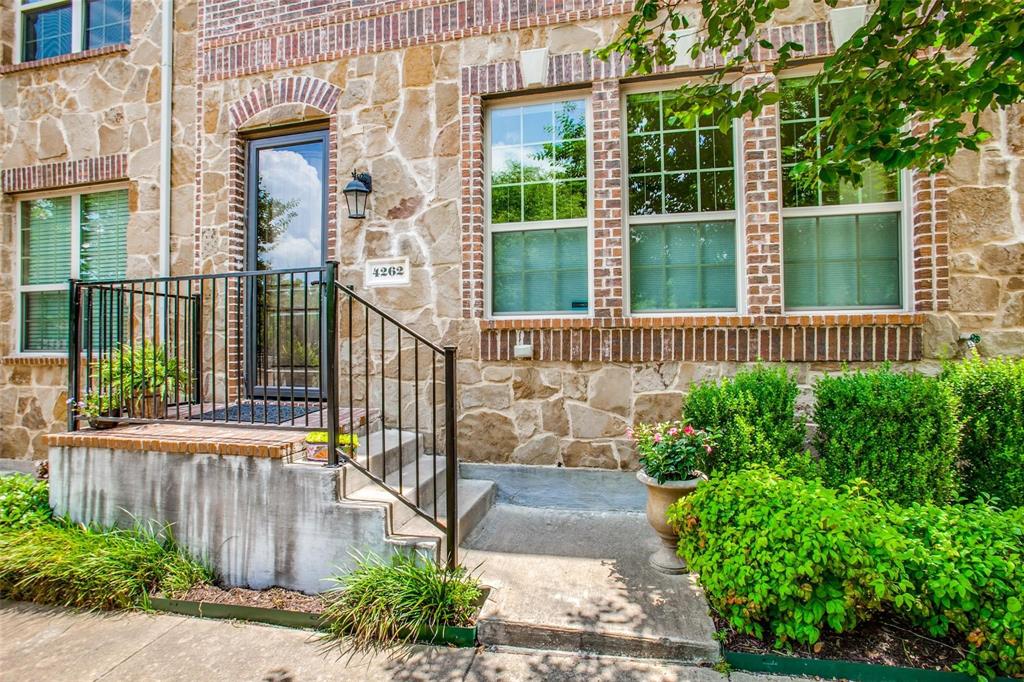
left=629, top=420, right=713, bottom=484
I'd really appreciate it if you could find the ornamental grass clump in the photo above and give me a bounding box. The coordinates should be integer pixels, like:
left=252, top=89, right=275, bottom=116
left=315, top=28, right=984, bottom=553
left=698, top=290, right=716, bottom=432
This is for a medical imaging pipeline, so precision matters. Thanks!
left=939, top=354, right=1024, bottom=508
left=630, top=421, right=712, bottom=483
left=321, top=552, right=481, bottom=657
left=0, top=521, right=212, bottom=609
left=682, top=365, right=806, bottom=476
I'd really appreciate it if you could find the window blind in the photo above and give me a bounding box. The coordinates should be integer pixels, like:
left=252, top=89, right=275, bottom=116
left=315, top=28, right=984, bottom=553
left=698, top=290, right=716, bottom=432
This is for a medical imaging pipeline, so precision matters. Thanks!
left=492, top=228, right=588, bottom=314
left=22, top=3, right=73, bottom=61
left=21, top=197, right=72, bottom=286
left=21, top=291, right=68, bottom=352
left=630, top=221, right=736, bottom=311
left=783, top=213, right=901, bottom=308
left=80, top=189, right=128, bottom=281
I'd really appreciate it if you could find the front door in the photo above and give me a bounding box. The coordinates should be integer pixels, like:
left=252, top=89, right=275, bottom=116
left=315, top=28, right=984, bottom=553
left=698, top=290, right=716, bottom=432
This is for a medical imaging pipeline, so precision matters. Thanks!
left=246, top=130, right=328, bottom=400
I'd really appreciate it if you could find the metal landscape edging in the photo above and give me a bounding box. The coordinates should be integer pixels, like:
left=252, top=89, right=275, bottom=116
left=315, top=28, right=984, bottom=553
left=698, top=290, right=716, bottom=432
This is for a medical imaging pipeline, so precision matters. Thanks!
left=148, top=594, right=481, bottom=648
left=725, top=650, right=1016, bottom=682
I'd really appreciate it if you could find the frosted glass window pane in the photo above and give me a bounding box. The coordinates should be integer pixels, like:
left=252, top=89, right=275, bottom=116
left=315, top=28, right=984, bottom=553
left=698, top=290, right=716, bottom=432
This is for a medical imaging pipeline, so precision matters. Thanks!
left=492, top=228, right=587, bottom=314
left=629, top=221, right=736, bottom=311
left=783, top=212, right=900, bottom=308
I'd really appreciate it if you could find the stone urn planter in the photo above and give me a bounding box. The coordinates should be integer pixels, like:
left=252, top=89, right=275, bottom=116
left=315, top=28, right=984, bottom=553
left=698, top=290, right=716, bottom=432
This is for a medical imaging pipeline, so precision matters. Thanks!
left=637, top=470, right=704, bottom=575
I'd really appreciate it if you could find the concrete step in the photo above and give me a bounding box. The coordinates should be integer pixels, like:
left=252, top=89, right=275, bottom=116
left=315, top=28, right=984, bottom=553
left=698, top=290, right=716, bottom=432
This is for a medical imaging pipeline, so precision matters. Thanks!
left=395, top=478, right=496, bottom=555
left=345, top=455, right=448, bottom=530
left=464, top=504, right=720, bottom=663
left=338, top=429, right=421, bottom=485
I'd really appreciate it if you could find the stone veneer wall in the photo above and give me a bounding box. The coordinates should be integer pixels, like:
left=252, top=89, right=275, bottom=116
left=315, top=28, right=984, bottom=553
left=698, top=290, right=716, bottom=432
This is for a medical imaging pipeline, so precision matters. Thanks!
left=1, top=0, right=1021, bottom=463
left=0, top=0, right=199, bottom=459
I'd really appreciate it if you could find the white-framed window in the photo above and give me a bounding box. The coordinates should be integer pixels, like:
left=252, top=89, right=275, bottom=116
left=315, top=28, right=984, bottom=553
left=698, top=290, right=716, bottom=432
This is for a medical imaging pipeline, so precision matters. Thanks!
left=622, top=87, right=742, bottom=313
left=779, top=76, right=907, bottom=311
left=485, top=96, right=592, bottom=316
left=16, top=186, right=128, bottom=353
left=14, top=0, right=130, bottom=64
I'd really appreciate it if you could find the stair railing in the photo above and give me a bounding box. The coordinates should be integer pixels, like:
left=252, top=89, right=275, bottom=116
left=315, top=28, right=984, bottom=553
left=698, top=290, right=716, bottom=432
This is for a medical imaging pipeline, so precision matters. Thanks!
left=66, top=260, right=459, bottom=567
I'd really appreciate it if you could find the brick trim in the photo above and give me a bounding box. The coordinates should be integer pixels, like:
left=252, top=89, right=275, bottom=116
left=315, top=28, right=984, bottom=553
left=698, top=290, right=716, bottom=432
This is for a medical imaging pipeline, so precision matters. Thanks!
left=591, top=79, right=625, bottom=318
left=481, top=313, right=924, bottom=329
left=481, top=323, right=923, bottom=362
left=1, top=154, right=129, bottom=194
left=227, top=76, right=342, bottom=130
left=740, top=69, right=784, bottom=315
left=0, top=44, right=128, bottom=75
left=460, top=93, right=485, bottom=319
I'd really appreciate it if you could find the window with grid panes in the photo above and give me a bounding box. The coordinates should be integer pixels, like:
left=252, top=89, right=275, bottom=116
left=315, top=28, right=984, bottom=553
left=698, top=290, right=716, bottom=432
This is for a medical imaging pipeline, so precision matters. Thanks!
left=780, top=78, right=903, bottom=309
left=18, top=188, right=128, bottom=352
left=488, top=99, right=589, bottom=314
left=17, top=0, right=130, bottom=62
left=625, top=90, right=738, bottom=311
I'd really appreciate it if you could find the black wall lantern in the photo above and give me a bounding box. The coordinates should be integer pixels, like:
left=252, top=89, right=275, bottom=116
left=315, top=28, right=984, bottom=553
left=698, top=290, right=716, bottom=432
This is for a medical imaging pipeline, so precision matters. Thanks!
left=343, top=171, right=372, bottom=219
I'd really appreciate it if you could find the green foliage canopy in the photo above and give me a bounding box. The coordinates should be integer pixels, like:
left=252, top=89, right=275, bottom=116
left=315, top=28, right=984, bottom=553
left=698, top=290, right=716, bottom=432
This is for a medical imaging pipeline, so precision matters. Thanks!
left=598, top=0, right=1024, bottom=189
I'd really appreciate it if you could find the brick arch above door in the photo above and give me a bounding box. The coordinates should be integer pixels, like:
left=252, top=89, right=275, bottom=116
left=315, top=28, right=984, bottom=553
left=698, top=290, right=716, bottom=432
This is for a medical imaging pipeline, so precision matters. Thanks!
left=228, top=77, right=342, bottom=130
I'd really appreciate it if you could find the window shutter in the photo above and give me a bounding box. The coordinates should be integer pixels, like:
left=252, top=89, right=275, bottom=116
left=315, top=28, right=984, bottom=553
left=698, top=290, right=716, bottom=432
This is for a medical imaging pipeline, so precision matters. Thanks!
left=80, top=189, right=129, bottom=281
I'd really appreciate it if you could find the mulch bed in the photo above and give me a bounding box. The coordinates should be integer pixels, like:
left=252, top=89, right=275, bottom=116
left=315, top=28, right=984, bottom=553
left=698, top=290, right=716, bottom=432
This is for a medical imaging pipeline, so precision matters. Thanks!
left=169, top=584, right=326, bottom=615
left=716, top=613, right=968, bottom=672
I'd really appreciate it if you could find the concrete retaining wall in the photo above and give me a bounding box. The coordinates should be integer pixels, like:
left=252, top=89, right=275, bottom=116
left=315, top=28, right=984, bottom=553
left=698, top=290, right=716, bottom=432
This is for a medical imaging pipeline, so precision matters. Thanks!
left=48, top=446, right=411, bottom=594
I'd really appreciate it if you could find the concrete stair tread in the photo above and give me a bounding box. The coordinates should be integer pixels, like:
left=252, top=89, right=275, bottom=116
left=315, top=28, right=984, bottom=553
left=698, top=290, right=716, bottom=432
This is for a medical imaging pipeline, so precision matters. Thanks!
left=394, top=478, right=496, bottom=542
left=346, top=455, right=447, bottom=504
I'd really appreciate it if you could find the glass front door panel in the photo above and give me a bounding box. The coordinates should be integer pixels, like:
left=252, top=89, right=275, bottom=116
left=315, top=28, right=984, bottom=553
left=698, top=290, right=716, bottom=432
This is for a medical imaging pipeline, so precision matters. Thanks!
left=248, top=133, right=327, bottom=399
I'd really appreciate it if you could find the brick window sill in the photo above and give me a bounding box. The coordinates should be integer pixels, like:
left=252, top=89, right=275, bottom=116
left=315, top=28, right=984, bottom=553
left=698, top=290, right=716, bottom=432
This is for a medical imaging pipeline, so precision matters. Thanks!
left=480, top=312, right=924, bottom=331
left=2, top=355, right=68, bottom=366
left=0, top=44, right=129, bottom=75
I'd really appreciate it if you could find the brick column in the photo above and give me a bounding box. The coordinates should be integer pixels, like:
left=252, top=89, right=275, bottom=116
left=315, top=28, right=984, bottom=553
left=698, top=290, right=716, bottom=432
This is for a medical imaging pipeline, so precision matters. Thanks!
left=740, top=70, right=784, bottom=316
left=910, top=166, right=950, bottom=312
left=460, top=93, right=485, bottom=319
left=591, top=79, right=625, bottom=319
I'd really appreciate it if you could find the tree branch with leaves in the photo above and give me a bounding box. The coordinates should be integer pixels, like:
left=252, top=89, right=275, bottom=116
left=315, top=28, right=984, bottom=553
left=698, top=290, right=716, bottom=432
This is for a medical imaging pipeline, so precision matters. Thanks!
left=598, top=0, right=1023, bottom=189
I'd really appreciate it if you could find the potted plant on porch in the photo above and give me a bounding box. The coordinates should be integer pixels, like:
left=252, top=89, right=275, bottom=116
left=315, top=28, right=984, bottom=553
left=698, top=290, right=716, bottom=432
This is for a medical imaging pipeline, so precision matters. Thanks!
left=630, top=420, right=713, bottom=574
left=93, top=341, right=189, bottom=420
left=304, top=431, right=360, bottom=462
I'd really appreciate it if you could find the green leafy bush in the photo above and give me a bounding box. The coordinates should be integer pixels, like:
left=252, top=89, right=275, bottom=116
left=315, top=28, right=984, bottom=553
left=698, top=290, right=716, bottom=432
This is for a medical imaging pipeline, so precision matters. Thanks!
left=0, top=474, right=51, bottom=530
left=813, top=366, right=960, bottom=505
left=671, top=468, right=910, bottom=645
left=940, top=354, right=1024, bottom=508
left=321, top=552, right=481, bottom=656
left=671, top=467, right=1024, bottom=679
left=0, top=521, right=211, bottom=609
left=682, top=365, right=806, bottom=475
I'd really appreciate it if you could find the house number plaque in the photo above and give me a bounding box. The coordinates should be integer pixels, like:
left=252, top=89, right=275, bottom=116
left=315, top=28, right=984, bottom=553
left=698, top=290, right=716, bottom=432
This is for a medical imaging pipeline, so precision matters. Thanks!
left=364, top=257, right=411, bottom=287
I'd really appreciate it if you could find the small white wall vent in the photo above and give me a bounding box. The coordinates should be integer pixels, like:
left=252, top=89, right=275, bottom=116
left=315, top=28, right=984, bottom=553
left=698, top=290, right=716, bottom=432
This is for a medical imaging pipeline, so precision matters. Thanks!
left=829, top=5, right=870, bottom=49
left=670, top=29, right=699, bottom=67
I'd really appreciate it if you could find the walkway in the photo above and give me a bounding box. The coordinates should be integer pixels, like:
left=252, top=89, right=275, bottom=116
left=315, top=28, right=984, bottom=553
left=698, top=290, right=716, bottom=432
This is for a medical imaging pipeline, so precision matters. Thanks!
left=0, top=601, right=807, bottom=681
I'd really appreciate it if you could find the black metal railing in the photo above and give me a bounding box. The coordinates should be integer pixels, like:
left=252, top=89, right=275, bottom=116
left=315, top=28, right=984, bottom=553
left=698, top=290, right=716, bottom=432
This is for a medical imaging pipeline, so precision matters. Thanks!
left=67, top=261, right=459, bottom=566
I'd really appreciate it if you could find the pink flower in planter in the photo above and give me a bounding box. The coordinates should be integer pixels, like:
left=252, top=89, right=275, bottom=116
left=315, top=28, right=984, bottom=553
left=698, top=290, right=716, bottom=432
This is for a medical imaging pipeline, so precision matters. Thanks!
left=684, top=425, right=695, bottom=436
left=668, top=427, right=679, bottom=436
left=653, top=433, right=662, bottom=443
left=626, top=428, right=634, bottom=440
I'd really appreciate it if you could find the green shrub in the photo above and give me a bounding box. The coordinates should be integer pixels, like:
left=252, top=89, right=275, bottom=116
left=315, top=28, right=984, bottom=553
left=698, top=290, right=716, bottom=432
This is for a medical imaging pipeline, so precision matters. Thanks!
left=670, top=467, right=1024, bottom=679
left=0, top=474, right=51, bottom=530
left=940, top=354, right=1024, bottom=508
left=0, top=521, right=211, bottom=609
left=671, top=468, right=910, bottom=645
left=813, top=366, right=960, bottom=505
left=892, top=502, right=1024, bottom=679
left=321, top=552, right=481, bottom=656
left=682, top=365, right=806, bottom=475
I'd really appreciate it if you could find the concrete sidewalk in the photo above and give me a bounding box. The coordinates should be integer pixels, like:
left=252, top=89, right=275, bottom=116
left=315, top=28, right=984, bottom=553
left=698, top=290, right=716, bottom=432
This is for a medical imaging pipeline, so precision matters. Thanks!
left=0, top=601, right=812, bottom=682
